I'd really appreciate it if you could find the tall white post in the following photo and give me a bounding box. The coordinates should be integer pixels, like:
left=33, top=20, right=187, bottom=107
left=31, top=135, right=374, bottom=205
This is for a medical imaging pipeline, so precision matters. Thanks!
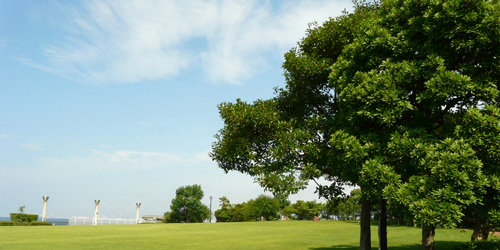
left=42, top=196, right=49, bottom=222
left=136, top=203, right=141, bottom=224
left=209, top=196, right=213, bottom=223
left=94, top=200, right=100, bottom=225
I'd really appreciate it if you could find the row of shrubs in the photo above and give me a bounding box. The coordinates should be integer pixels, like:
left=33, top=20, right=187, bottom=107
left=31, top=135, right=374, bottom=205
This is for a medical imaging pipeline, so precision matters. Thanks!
left=0, top=221, right=53, bottom=226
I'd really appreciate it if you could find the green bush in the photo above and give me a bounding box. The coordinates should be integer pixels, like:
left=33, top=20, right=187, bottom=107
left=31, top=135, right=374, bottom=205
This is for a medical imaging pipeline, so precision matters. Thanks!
left=163, top=212, right=172, bottom=223
left=10, top=213, right=26, bottom=222
left=28, top=214, right=38, bottom=222
left=214, top=207, right=231, bottom=222
left=454, top=239, right=500, bottom=250
left=0, top=221, right=29, bottom=226
left=10, top=213, right=38, bottom=222
left=0, top=221, right=52, bottom=226
left=0, top=221, right=15, bottom=226
left=29, top=221, right=52, bottom=226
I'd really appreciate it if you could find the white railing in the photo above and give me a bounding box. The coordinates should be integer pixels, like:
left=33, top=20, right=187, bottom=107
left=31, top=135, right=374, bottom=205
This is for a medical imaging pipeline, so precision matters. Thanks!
left=69, top=218, right=144, bottom=225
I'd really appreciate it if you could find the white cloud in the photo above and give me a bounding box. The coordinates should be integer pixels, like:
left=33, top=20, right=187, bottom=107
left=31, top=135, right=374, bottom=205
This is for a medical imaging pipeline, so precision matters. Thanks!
left=38, top=149, right=211, bottom=172
left=20, top=142, right=45, bottom=150
left=20, top=0, right=352, bottom=84
left=0, top=134, right=14, bottom=139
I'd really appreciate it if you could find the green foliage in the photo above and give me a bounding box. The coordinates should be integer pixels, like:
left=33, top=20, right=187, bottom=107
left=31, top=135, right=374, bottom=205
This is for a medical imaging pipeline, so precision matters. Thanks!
left=210, top=0, right=500, bottom=247
left=490, top=210, right=500, bottom=231
left=454, top=239, right=500, bottom=250
left=28, top=214, right=38, bottom=222
left=337, top=199, right=360, bottom=221
left=214, top=196, right=232, bottom=222
left=322, top=189, right=363, bottom=221
left=29, top=221, right=52, bottom=226
left=219, top=196, right=231, bottom=209
left=0, top=221, right=52, bottom=226
left=162, top=212, right=172, bottom=223
left=214, top=207, right=231, bottom=222
left=282, top=200, right=325, bottom=220
left=10, top=213, right=38, bottom=223
left=455, top=105, right=500, bottom=240
left=252, top=195, right=280, bottom=221
left=385, top=139, right=485, bottom=228
left=167, top=184, right=210, bottom=223
left=227, top=203, right=254, bottom=222
left=214, top=195, right=281, bottom=222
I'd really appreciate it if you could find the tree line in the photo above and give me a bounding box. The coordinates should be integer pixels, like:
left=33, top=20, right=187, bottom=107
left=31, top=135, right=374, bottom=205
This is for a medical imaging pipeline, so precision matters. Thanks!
left=214, top=192, right=364, bottom=223
left=163, top=185, right=369, bottom=224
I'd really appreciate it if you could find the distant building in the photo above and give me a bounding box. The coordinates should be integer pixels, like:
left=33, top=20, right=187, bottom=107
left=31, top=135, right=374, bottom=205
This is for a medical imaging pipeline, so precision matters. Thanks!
left=141, top=215, right=163, bottom=223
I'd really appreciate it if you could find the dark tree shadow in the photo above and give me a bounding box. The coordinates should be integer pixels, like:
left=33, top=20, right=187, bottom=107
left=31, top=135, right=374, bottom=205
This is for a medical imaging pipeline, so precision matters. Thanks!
left=309, top=245, right=358, bottom=250
left=310, top=241, right=465, bottom=250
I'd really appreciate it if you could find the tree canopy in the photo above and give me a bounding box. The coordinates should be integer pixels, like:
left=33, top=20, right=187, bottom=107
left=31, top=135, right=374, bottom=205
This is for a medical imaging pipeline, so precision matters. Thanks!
left=167, top=184, right=210, bottom=223
left=210, top=0, right=500, bottom=248
left=214, top=194, right=281, bottom=222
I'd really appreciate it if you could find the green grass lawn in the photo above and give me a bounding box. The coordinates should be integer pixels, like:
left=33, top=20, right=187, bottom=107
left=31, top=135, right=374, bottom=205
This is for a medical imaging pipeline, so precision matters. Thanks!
left=0, top=221, right=470, bottom=250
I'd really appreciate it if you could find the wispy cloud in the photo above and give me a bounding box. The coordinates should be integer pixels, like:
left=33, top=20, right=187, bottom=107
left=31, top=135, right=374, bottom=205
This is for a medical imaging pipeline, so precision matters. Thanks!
left=39, top=149, right=211, bottom=172
left=20, top=142, right=45, bottom=150
left=18, top=0, right=352, bottom=85
left=0, top=37, right=8, bottom=50
left=0, top=134, right=14, bottom=139
left=138, top=121, right=150, bottom=127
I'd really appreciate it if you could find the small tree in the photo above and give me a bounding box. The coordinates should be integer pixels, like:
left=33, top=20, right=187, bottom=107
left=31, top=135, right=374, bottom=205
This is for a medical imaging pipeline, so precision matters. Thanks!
left=219, top=196, right=231, bottom=209
left=250, top=195, right=280, bottom=221
left=19, top=206, right=25, bottom=214
left=214, top=207, right=231, bottom=222
left=228, top=203, right=252, bottom=222
left=284, top=200, right=325, bottom=220
left=214, top=196, right=232, bottom=222
left=168, top=184, right=210, bottom=223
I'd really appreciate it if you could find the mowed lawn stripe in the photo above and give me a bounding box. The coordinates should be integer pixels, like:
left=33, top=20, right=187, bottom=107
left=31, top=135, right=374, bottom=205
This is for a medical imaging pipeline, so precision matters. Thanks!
left=0, top=221, right=470, bottom=249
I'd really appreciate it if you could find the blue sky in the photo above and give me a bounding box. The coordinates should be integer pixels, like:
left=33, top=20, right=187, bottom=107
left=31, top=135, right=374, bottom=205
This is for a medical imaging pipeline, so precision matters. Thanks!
left=0, top=0, right=353, bottom=219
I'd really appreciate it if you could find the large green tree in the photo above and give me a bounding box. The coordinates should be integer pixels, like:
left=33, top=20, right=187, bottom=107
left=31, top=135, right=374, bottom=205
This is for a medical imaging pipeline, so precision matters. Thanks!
left=210, top=0, right=500, bottom=249
left=168, top=185, right=210, bottom=223
left=340, top=0, right=500, bottom=247
left=210, top=3, right=378, bottom=248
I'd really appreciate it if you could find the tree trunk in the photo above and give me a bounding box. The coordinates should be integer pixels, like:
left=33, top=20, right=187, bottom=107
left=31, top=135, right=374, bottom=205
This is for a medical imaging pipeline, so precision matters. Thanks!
left=471, top=220, right=490, bottom=241
left=379, top=196, right=387, bottom=250
left=422, top=225, right=435, bottom=250
left=360, top=194, right=372, bottom=250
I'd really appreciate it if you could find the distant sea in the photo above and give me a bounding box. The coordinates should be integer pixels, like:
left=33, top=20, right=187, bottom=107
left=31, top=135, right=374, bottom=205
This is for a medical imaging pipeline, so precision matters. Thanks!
left=0, top=217, right=139, bottom=226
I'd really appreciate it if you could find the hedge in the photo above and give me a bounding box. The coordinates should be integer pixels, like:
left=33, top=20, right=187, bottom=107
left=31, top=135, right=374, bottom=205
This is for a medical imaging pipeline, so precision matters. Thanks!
left=0, top=221, right=52, bottom=226
left=29, top=221, right=53, bottom=226
left=10, top=213, right=38, bottom=222
left=0, top=221, right=15, bottom=226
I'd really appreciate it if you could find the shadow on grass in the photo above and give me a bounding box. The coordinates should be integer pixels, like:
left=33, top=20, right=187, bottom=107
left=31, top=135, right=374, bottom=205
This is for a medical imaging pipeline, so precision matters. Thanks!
left=310, top=241, right=464, bottom=250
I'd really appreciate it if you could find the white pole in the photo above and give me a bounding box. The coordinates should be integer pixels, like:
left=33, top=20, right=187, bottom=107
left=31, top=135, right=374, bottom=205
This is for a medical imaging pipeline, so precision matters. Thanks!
left=94, top=200, right=100, bottom=225
left=42, top=196, right=49, bottom=222
left=135, top=203, right=141, bottom=224
left=209, top=196, right=213, bottom=223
